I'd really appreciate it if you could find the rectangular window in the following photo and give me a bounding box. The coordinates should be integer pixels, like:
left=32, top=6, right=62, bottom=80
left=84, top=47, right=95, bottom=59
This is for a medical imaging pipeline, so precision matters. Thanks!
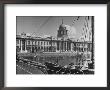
left=41, top=41, right=42, bottom=45
left=28, top=41, right=30, bottom=44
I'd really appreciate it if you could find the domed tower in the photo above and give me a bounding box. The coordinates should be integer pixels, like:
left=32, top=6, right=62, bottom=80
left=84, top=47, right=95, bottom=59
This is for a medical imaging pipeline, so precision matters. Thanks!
left=57, top=19, right=68, bottom=40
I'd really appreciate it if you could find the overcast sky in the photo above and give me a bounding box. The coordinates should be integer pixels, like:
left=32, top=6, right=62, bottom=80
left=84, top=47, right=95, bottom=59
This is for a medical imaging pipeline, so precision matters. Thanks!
left=16, top=16, right=92, bottom=39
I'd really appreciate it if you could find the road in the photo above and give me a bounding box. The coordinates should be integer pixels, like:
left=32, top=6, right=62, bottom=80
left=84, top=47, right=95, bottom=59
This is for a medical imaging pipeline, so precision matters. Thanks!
left=16, top=61, right=45, bottom=74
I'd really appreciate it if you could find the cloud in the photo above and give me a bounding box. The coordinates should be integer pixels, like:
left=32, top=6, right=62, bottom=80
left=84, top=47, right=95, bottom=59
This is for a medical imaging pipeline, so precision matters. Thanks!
left=65, top=25, right=76, bottom=38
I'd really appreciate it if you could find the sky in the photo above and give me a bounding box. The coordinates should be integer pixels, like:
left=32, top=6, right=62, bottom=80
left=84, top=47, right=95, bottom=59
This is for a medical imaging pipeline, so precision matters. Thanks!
left=16, top=16, right=92, bottom=39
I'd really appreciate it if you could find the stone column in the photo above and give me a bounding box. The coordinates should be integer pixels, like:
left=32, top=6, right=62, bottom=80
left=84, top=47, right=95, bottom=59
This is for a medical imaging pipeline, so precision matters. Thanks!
left=63, top=41, right=64, bottom=51
left=71, top=42, right=73, bottom=51
left=66, top=41, right=68, bottom=51
left=64, top=42, right=66, bottom=51
left=19, top=40, right=21, bottom=52
left=60, top=41, right=61, bottom=52
left=56, top=42, right=57, bottom=52
left=65, top=42, right=67, bottom=51
left=33, top=41, right=34, bottom=52
left=20, top=40, right=22, bottom=52
left=69, top=42, right=71, bottom=51
left=62, top=41, right=63, bottom=52
left=19, top=40, right=20, bottom=48
left=25, top=39, right=27, bottom=52
left=31, top=40, right=33, bottom=53
left=35, top=41, right=36, bottom=52
left=56, top=41, right=58, bottom=52
left=60, top=41, right=62, bottom=52
left=63, top=42, right=65, bottom=52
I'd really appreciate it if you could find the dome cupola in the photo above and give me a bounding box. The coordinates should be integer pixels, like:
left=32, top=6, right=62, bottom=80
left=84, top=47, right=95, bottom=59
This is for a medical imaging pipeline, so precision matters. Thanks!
left=59, top=19, right=66, bottom=30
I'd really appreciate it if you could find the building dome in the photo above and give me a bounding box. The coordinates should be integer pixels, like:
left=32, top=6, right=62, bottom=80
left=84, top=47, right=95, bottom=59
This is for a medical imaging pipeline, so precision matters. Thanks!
left=60, top=24, right=66, bottom=28
left=59, top=19, right=67, bottom=30
left=59, top=24, right=66, bottom=30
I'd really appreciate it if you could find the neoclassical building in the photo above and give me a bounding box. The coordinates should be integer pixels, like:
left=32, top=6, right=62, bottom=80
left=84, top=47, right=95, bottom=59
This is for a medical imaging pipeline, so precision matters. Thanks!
left=16, top=21, right=92, bottom=55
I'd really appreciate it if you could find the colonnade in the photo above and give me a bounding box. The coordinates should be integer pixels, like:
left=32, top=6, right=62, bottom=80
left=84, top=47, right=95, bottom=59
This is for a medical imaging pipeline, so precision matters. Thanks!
left=16, top=38, right=92, bottom=53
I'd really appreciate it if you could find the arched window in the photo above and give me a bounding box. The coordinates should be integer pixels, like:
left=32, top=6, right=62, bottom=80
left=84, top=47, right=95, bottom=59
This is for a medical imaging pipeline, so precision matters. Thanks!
left=61, top=31, right=63, bottom=35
